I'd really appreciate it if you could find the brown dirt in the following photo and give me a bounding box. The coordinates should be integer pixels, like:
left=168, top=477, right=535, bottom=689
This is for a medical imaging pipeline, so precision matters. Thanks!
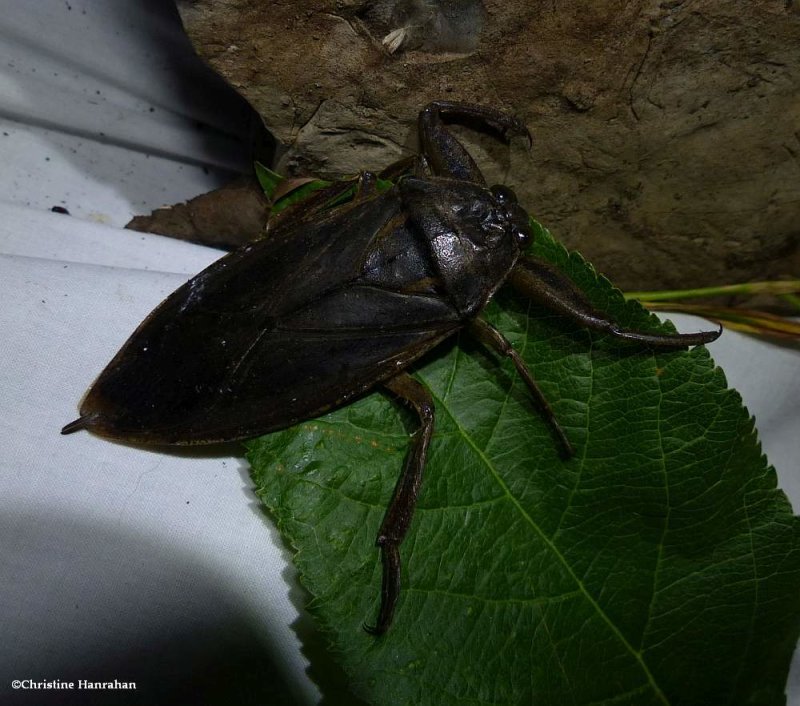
left=175, top=0, right=800, bottom=292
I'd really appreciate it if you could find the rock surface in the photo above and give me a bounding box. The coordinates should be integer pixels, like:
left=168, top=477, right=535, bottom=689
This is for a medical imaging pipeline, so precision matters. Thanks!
left=177, top=0, right=799, bottom=291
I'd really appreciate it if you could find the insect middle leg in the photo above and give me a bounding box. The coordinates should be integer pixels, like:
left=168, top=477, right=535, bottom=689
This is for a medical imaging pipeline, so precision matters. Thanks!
left=468, top=317, right=574, bottom=459
left=367, top=372, right=435, bottom=635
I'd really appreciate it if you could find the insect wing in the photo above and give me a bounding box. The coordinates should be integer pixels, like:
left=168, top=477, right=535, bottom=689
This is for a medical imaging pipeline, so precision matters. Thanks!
left=77, top=190, right=458, bottom=444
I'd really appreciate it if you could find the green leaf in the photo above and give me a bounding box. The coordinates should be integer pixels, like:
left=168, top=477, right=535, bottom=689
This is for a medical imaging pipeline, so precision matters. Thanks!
left=247, top=221, right=800, bottom=705
left=254, top=161, right=284, bottom=201
left=272, top=179, right=334, bottom=214
left=256, top=160, right=397, bottom=217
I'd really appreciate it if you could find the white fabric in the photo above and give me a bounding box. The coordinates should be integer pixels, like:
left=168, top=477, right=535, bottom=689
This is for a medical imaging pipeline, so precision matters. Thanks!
left=0, top=1, right=319, bottom=703
left=2, top=234, right=319, bottom=704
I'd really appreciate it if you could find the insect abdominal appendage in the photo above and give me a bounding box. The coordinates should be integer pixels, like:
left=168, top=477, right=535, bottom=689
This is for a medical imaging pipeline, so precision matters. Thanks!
left=61, top=415, right=91, bottom=435
left=63, top=101, right=720, bottom=635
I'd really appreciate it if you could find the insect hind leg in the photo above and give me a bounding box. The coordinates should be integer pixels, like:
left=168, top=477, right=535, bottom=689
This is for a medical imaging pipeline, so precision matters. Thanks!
left=509, top=256, right=722, bottom=348
left=365, top=372, right=435, bottom=635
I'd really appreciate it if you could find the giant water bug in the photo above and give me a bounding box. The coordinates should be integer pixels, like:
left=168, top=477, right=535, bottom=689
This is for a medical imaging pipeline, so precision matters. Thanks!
left=63, top=101, right=720, bottom=634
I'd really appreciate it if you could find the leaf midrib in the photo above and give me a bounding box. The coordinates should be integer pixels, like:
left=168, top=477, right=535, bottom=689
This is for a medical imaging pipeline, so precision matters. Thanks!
left=419, top=351, right=672, bottom=706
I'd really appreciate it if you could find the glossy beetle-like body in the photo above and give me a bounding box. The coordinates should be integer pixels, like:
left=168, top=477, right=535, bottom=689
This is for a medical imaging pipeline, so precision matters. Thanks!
left=64, top=101, right=720, bottom=633
left=65, top=177, right=526, bottom=445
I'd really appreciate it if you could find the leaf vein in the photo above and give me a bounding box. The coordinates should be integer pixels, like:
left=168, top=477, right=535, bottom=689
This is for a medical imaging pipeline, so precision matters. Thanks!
left=423, top=370, right=671, bottom=705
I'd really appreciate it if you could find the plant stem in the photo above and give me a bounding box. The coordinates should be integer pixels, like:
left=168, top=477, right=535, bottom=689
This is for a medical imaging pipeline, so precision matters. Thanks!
left=625, top=280, right=800, bottom=302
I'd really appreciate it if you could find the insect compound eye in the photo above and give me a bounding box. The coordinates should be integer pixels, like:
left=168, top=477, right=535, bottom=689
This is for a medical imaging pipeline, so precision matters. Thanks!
left=515, top=221, right=533, bottom=248
left=512, top=205, right=533, bottom=248
left=487, top=185, right=532, bottom=248
left=490, top=184, right=517, bottom=205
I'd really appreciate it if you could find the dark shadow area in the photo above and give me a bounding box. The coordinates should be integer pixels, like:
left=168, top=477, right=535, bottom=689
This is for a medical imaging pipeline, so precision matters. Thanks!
left=140, top=0, right=274, bottom=166
left=4, top=0, right=274, bottom=213
left=355, top=0, right=486, bottom=55
left=0, top=511, right=298, bottom=706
